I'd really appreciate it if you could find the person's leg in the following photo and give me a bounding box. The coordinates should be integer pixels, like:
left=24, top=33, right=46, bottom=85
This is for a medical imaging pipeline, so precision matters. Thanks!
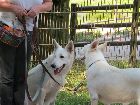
left=13, top=42, right=26, bottom=105
left=0, top=42, right=16, bottom=105
left=13, top=34, right=32, bottom=105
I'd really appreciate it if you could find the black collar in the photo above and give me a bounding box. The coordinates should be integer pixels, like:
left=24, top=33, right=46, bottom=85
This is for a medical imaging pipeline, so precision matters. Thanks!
left=88, top=60, right=104, bottom=68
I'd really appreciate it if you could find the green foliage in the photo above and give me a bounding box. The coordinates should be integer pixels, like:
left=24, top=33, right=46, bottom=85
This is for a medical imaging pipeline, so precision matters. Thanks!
left=66, top=60, right=86, bottom=88
left=70, top=0, right=134, bottom=25
left=76, top=31, right=101, bottom=42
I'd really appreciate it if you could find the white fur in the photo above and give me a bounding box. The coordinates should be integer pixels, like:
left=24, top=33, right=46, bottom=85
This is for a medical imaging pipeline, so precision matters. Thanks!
left=25, top=39, right=74, bottom=105
left=80, top=40, right=140, bottom=105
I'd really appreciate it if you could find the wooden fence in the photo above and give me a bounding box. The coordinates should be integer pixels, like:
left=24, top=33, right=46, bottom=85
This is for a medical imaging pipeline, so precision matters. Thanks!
left=70, top=0, right=140, bottom=67
left=31, top=0, right=140, bottom=67
left=31, top=1, right=70, bottom=66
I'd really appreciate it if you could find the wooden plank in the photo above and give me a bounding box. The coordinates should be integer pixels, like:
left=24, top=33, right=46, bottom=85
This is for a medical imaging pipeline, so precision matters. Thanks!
left=74, top=41, right=140, bottom=47
left=37, top=41, right=140, bottom=47
left=76, top=22, right=140, bottom=29
left=76, top=4, right=134, bottom=11
left=70, top=4, right=77, bottom=41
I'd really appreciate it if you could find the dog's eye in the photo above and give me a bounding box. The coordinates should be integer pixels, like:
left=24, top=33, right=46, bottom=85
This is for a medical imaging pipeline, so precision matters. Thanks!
left=60, top=55, right=64, bottom=58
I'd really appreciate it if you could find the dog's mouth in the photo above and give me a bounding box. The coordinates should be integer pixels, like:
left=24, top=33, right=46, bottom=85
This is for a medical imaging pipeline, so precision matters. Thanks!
left=54, top=64, right=65, bottom=75
left=81, top=56, right=85, bottom=60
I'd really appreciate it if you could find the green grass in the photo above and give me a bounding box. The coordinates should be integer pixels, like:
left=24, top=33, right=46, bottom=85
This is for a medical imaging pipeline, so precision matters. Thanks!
left=56, top=91, right=90, bottom=105
left=56, top=60, right=89, bottom=105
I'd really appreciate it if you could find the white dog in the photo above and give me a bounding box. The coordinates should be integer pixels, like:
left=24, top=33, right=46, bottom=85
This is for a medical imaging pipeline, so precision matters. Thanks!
left=80, top=40, right=140, bottom=105
left=25, top=39, right=74, bottom=105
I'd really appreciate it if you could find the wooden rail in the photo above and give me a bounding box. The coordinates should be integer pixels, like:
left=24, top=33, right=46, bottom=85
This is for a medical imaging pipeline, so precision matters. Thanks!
left=74, top=41, right=140, bottom=47
left=37, top=41, right=140, bottom=47
left=76, top=4, right=134, bottom=11
left=76, top=22, right=140, bottom=29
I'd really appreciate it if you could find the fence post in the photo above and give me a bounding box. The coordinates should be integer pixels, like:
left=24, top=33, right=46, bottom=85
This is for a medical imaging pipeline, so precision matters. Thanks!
left=129, top=0, right=139, bottom=67
left=70, top=4, right=77, bottom=41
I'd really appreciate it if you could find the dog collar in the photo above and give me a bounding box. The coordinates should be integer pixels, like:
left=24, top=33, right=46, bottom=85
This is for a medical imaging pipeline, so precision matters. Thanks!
left=88, top=60, right=104, bottom=68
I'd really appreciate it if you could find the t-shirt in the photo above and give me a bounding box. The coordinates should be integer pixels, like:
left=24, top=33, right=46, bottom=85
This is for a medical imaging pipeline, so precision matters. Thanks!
left=0, top=0, right=43, bottom=31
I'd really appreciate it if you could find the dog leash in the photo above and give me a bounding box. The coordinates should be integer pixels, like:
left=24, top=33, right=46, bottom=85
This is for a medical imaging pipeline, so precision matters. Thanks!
left=32, top=46, right=61, bottom=86
left=21, top=16, right=33, bottom=102
left=22, top=17, right=61, bottom=102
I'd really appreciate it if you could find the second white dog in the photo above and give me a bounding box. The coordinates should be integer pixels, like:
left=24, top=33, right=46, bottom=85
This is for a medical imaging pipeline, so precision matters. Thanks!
left=80, top=40, right=140, bottom=105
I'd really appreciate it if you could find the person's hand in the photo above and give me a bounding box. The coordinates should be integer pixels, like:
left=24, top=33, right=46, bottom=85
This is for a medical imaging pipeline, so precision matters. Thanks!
left=27, top=6, right=40, bottom=18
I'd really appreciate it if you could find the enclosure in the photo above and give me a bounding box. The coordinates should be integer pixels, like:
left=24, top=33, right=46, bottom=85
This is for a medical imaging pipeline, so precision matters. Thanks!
left=30, top=0, right=140, bottom=104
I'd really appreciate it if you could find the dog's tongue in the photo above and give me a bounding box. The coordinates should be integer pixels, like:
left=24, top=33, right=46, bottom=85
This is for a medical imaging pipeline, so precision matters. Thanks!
left=54, top=68, right=60, bottom=75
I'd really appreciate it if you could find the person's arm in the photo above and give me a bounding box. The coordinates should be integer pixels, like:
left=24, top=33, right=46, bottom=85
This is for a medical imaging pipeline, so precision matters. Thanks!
left=27, top=0, right=53, bottom=18
left=0, top=0, right=27, bottom=17
left=39, top=0, right=53, bottom=12
left=0, top=1, right=15, bottom=11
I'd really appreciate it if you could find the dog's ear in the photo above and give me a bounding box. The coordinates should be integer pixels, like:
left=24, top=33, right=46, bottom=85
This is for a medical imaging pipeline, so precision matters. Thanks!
left=65, top=40, right=74, bottom=53
left=90, top=40, right=99, bottom=49
left=98, top=42, right=107, bottom=52
left=53, top=39, right=60, bottom=49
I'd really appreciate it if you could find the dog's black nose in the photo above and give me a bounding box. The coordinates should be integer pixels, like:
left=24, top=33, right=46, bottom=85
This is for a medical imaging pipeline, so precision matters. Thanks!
left=51, top=64, right=56, bottom=68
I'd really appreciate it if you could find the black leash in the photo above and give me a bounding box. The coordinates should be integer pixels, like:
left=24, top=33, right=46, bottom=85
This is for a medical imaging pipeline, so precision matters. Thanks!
left=21, top=16, right=33, bottom=102
left=32, top=46, right=61, bottom=86
left=21, top=16, right=61, bottom=102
